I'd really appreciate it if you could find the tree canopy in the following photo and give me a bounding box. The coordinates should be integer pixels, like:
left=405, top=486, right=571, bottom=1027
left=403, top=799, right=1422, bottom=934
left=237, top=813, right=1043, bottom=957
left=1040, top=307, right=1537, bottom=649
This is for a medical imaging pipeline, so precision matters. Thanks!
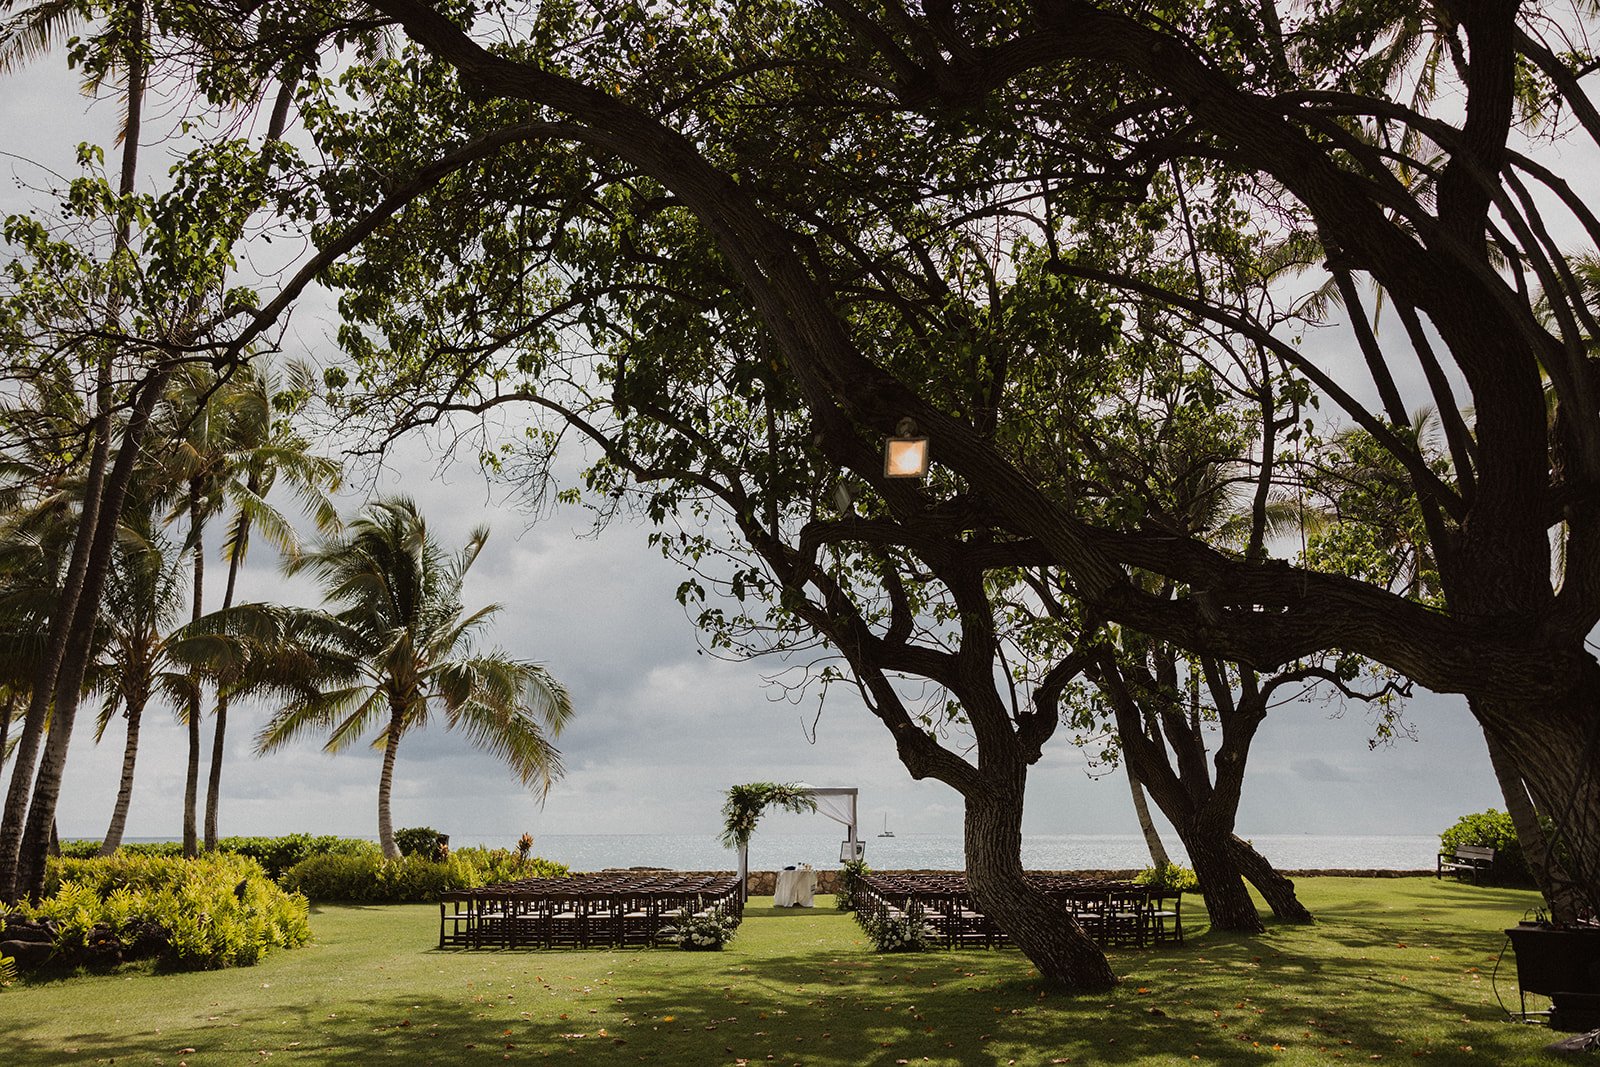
left=8, top=0, right=1600, bottom=978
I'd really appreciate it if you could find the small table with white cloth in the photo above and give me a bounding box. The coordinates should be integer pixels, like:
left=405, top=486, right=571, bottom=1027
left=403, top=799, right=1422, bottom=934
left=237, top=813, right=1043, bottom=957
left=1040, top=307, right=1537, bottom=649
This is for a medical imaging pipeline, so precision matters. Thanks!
left=773, top=866, right=817, bottom=907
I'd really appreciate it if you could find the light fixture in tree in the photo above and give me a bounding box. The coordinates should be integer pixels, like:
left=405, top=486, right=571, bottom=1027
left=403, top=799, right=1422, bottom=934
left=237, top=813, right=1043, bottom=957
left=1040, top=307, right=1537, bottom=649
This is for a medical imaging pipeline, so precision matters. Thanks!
left=883, top=417, right=929, bottom=479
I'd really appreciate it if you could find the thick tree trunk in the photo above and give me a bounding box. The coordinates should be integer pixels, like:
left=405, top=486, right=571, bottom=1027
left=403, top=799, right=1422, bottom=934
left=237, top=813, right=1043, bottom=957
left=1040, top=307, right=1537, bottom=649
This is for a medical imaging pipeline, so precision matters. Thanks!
left=1478, top=687, right=1600, bottom=920
left=1479, top=713, right=1585, bottom=923
left=1127, top=764, right=1171, bottom=868
left=99, top=697, right=146, bottom=856
left=963, top=786, right=1115, bottom=990
left=1229, top=834, right=1313, bottom=923
left=1179, top=821, right=1264, bottom=933
left=377, top=710, right=405, bottom=860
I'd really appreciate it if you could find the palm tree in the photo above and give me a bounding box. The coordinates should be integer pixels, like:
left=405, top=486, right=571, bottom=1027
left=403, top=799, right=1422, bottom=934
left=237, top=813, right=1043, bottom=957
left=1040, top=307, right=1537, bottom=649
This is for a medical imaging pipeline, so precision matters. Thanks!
left=200, top=361, right=339, bottom=850
left=252, top=496, right=571, bottom=859
left=152, top=363, right=230, bottom=858
left=89, top=507, right=192, bottom=854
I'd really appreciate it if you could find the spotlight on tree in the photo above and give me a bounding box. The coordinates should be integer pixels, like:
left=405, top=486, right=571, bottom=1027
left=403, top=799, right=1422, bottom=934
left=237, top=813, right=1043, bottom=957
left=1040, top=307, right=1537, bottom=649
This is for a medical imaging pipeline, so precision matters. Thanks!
left=883, top=418, right=929, bottom=479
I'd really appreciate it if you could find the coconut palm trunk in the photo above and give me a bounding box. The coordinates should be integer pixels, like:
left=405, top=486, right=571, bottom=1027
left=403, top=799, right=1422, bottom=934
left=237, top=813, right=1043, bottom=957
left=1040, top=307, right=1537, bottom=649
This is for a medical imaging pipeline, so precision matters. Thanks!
left=203, top=507, right=250, bottom=851
left=376, top=706, right=405, bottom=859
left=0, top=365, right=113, bottom=901
left=182, top=479, right=205, bottom=858
left=13, top=366, right=170, bottom=899
left=1127, top=763, right=1171, bottom=868
left=99, top=693, right=147, bottom=855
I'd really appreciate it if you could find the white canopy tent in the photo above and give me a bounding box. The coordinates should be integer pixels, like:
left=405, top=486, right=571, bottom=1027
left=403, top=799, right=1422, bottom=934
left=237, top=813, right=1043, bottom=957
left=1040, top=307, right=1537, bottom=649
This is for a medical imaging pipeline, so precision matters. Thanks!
left=735, top=784, right=860, bottom=898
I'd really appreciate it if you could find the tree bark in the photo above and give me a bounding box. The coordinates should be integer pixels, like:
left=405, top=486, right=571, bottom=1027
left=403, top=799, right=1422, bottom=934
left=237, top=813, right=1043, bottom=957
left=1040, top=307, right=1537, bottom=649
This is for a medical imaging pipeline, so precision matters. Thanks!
left=1178, top=820, right=1263, bottom=933
left=1096, top=655, right=1273, bottom=933
left=377, top=708, right=405, bottom=860
left=1229, top=835, right=1313, bottom=923
left=963, top=787, right=1116, bottom=991
left=99, top=696, right=146, bottom=856
left=1126, top=763, right=1171, bottom=868
left=1476, top=686, right=1600, bottom=919
left=202, top=692, right=228, bottom=852
left=1479, top=712, right=1585, bottom=923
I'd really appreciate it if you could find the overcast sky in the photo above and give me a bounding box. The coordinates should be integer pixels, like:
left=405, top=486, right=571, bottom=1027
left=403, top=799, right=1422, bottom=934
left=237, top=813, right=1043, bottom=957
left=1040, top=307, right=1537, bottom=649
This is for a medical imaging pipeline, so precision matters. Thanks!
left=0, top=40, right=1508, bottom=852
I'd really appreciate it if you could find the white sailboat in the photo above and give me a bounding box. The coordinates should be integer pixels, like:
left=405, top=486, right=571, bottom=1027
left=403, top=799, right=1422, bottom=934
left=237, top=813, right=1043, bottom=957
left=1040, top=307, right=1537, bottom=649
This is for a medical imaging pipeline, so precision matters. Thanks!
left=878, top=814, right=895, bottom=838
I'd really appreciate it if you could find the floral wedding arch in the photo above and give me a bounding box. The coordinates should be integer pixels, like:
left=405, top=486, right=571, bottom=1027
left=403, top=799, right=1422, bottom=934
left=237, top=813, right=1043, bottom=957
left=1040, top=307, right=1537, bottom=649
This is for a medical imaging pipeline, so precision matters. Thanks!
left=720, top=782, right=861, bottom=897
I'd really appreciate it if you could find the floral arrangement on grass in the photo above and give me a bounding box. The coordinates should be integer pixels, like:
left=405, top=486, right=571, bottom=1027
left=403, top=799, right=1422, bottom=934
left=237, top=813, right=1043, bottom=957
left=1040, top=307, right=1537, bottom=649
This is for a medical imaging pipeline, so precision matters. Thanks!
left=866, top=910, right=938, bottom=952
left=657, top=908, right=740, bottom=950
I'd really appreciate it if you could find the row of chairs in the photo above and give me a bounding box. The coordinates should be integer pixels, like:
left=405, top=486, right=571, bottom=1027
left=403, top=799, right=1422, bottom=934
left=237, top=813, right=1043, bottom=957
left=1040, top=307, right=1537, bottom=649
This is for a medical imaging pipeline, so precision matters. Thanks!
left=851, top=872, right=1183, bottom=949
left=439, top=873, right=742, bottom=949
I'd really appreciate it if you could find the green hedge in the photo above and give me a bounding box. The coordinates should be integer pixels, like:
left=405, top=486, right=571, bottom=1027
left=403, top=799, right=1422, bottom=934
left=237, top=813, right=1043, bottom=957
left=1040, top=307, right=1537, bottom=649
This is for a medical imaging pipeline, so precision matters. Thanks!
left=283, top=847, right=569, bottom=902
left=10, top=853, right=310, bottom=970
left=59, top=835, right=379, bottom=879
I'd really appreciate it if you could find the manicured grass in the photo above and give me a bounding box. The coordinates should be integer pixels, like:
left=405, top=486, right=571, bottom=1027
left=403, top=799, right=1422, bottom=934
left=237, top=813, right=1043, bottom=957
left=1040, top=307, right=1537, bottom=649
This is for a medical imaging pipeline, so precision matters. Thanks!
left=0, top=878, right=1562, bottom=1065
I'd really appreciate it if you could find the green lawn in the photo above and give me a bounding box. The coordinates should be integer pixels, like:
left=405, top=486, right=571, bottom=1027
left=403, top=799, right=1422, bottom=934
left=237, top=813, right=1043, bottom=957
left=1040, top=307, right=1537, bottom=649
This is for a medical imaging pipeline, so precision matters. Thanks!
left=0, top=878, right=1565, bottom=1065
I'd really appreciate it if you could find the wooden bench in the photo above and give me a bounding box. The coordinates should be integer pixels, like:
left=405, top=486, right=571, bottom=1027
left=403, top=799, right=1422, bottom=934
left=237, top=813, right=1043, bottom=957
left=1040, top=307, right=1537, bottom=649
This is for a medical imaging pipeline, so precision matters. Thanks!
left=1437, top=844, right=1496, bottom=883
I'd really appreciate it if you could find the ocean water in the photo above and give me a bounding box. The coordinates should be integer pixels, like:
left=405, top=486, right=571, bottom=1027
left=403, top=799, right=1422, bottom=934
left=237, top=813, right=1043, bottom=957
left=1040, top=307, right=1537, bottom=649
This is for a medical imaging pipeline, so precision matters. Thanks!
left=454, top=832, right=1440, bottom=873
left=107, top=832, right=1439, bottom=872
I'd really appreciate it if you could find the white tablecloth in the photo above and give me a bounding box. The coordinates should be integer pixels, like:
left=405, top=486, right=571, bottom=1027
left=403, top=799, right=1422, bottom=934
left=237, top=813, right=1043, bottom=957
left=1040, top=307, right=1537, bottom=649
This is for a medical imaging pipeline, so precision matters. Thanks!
left=774, top=867, right=817, bottom=907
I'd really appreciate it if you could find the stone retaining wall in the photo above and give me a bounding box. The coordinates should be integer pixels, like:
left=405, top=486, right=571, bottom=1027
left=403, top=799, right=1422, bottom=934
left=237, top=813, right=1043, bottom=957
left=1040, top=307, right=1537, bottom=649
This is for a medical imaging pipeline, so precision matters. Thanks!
left=595, top=866, right=1438, bottom=895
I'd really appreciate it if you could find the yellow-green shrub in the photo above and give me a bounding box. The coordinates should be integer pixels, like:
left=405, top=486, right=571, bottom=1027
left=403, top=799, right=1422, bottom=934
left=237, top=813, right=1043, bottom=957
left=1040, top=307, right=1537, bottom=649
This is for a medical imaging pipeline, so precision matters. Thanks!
left=19, top=853, right=310, bottom=970
left=283, top=848, right=569, bottom=902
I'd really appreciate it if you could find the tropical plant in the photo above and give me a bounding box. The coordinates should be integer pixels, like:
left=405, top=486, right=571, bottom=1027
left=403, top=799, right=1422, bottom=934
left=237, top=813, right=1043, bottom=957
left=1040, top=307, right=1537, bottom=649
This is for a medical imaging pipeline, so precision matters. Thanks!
left=280, top=847, right=568, bottom=902
left=248, top=495, right=572, bottom=858
left=718, top=783, right=818, bottom=849
left=195, top=360, right=340, bottom=851
left=393, top=825, right=445, bottom=858
left=834, top=858, right=869, bottom=912
left=1134, top=862, right=1200, bottom=894
left=89, top=507, right=193, bottom=854
left=19, top=852, right=310, bottom=970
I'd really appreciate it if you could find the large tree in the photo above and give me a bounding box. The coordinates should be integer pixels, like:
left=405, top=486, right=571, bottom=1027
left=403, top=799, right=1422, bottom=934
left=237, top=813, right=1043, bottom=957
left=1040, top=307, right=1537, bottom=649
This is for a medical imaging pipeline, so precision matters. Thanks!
left=312, top=0, right=1600, bottom=933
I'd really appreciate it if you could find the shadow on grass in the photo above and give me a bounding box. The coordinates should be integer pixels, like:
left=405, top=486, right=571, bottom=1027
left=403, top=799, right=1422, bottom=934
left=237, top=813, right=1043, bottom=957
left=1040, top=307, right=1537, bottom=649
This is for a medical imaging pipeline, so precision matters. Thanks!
left=2, top=890, right=1556, bottom=1067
